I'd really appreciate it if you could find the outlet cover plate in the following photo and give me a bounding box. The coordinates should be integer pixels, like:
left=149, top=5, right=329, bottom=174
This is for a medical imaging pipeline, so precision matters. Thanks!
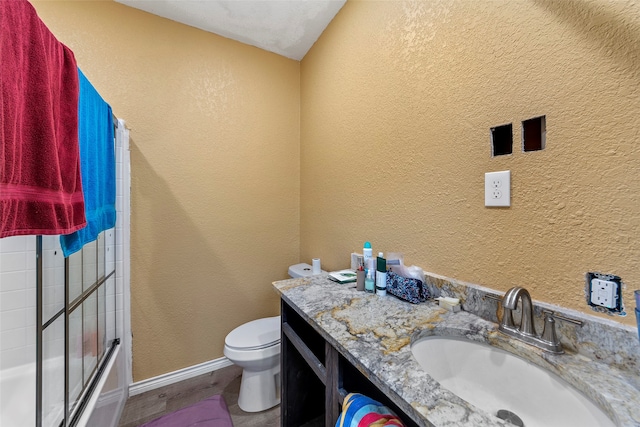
left=485, top=170, right=511, bottom=207
left=586, top=272, right=623, bottom=313
left=590, top=278, right=618, bottom=309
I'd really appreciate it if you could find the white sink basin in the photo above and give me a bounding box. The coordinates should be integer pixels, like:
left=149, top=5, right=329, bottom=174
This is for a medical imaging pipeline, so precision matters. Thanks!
left=411, top=336, right=616, bottom=427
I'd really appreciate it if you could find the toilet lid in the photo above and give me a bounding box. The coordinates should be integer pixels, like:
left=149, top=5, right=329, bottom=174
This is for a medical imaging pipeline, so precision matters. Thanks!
left=225, top=316, right=281, bottom=350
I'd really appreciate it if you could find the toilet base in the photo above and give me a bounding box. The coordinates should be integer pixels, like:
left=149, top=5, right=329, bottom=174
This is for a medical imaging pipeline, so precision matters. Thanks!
left=237, top=364, right=281, bottom=412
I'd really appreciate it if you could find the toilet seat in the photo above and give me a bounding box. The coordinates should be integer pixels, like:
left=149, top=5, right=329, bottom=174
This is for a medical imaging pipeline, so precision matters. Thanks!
left=225, top=316, right=280, bottom=351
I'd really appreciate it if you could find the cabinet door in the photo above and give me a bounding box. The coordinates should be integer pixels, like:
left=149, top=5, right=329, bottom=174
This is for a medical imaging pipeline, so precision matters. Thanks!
left=324, top=344, right=341, bottom=426
left=280, top=300, right=326, bottom=426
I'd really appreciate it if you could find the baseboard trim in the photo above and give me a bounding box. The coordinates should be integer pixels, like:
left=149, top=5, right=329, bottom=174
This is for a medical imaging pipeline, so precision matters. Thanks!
left=129, top=357, right=234, bottom=396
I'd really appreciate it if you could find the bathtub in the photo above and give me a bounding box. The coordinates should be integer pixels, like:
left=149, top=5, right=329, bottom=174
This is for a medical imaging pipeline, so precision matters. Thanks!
left=0, top=354, right=111, bottom=427
left=1, top=362, right=37, bottom=427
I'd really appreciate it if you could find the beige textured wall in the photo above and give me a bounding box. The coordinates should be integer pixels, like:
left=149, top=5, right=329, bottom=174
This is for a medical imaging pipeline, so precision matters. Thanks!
left=31, top=0, right=640, bottom=384
left=33, top=1, right=300, bottom=380
left=301, top=0, right=639, bottom=325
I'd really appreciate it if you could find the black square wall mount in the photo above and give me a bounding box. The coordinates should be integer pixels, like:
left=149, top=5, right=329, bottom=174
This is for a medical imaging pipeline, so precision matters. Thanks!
left=491, top=123, right=513, bottom=156
left=522, top=116, right=546, bottom=152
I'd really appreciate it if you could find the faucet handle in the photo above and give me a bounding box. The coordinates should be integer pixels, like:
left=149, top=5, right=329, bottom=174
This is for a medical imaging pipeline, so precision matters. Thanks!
left=541, top=313, right=562, bottom=352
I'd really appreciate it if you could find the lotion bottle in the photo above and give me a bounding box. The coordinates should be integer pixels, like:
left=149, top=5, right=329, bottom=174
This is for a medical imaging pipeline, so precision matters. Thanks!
left=375, top=253, right=387, bottom=296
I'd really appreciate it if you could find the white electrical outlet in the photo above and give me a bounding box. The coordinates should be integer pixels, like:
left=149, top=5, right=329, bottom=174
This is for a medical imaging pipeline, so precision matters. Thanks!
left=590, top=278, right=618, bottom=309
left=485, top=170, right=511, bottom=207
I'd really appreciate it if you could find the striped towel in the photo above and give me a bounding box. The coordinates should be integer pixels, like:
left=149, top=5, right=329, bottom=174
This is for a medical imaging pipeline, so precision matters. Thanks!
left=335, top=393, right=406, bottom=427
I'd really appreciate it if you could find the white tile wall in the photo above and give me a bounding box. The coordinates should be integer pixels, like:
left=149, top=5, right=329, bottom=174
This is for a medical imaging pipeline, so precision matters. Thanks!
left=41, top=236, right=65, bottom=327
left=0, top=236, right=37, bottom=370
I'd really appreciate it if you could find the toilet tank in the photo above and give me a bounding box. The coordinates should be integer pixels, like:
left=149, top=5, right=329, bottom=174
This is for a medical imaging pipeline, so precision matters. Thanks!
left=288, top=263, right=315, bottom=278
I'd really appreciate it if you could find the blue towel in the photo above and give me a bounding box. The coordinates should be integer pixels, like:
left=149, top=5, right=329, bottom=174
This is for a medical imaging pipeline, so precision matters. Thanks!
left=60, top=68, right=116, bottom=257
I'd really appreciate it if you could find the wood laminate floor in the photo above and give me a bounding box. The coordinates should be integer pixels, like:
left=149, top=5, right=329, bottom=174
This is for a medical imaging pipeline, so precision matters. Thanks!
left=118, top=364, right=280, bottom=427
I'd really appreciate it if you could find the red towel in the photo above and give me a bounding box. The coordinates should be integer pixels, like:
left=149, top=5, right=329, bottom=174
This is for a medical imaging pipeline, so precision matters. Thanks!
left=0, top=0, right=86, bottom=238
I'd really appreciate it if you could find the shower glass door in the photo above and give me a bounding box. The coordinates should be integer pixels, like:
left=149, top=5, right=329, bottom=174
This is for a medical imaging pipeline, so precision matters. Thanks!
left=40, top=228, right=117, bottom=427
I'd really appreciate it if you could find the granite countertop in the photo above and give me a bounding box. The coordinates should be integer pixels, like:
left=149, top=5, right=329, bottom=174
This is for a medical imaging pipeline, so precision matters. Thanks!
left=273, top=275, right=640, bottom=427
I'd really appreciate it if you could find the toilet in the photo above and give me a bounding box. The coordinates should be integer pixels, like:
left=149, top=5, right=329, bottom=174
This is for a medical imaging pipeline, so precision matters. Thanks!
left=223, top=263, right=319, bottom=412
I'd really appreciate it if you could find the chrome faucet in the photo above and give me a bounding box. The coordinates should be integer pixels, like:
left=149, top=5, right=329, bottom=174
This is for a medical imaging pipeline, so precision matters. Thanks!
left=498, top=286, right=563, bottom=354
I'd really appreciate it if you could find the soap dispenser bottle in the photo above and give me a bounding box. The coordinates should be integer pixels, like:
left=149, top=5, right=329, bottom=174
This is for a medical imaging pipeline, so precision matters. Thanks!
left=365, top=268, right=375, bottom=293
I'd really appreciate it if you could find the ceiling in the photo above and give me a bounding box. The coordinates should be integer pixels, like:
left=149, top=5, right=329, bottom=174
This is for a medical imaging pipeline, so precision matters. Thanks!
left=114, top=0, right=346, bottom=60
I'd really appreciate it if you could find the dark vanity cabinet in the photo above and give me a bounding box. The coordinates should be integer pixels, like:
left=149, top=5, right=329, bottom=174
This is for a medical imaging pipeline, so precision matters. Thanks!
left=280, top=299, right=420, bottom=427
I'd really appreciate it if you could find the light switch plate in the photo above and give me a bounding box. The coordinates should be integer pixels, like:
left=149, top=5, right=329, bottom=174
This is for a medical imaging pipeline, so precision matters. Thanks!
left=485, top=170, right=510, bottom=207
